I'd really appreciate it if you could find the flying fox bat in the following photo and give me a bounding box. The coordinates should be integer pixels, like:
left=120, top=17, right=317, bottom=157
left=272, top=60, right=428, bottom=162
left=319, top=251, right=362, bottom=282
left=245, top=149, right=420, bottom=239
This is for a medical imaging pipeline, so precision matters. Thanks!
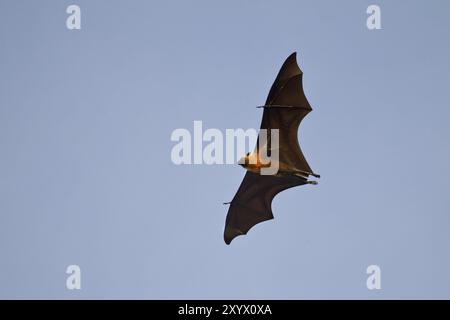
left=223, top=52, right=320, bottom=245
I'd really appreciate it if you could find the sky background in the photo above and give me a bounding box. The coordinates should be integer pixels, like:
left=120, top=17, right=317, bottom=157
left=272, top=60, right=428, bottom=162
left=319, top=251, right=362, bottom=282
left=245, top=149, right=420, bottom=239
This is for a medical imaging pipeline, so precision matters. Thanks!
left=1, top=0, right=450, bottom=299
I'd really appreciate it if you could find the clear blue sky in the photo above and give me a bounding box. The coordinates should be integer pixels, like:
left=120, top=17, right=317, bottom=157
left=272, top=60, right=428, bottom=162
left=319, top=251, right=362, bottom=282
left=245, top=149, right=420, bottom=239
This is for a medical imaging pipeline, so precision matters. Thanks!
left=1, top=0, right=450, bottom=298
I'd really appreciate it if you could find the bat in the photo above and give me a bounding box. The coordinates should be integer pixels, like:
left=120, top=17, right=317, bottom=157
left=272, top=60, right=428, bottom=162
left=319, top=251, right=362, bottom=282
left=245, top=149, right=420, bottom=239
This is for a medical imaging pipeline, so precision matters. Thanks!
left=223, top=52, right=320, bottom=245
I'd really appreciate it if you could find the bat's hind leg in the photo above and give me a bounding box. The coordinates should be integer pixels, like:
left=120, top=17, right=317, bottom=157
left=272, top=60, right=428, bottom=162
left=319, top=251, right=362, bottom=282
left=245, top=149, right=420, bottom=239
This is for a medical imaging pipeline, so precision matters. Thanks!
left=293, top=172, right=318, bottom=185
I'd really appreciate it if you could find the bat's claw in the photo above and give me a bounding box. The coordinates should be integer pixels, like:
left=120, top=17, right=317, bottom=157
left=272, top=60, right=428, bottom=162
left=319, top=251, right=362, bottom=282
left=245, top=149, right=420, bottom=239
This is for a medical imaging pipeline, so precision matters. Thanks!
left=307, top=180, right=318, bottom=185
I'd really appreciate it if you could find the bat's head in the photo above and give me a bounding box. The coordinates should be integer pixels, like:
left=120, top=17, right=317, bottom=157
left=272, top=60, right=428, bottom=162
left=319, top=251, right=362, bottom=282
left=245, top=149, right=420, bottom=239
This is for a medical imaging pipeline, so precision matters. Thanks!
left=238, top=152, right=270, bottom=171
left=238, top=152, right=251, bottom=168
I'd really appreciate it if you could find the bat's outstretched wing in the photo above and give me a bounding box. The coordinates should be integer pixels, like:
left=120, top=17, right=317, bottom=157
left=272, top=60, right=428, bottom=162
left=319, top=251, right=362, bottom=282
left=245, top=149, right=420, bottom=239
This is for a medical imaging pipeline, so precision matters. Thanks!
left=258, top=52, right=318, bottom=177
left=224, top=171, right=307, bottom=244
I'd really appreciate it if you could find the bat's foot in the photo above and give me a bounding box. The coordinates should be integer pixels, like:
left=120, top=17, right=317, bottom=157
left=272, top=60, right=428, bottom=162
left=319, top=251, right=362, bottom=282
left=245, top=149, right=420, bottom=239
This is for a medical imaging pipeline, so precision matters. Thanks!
left=307, top=180, right=318, bottom=185
left=294, top=170, right=320, bottom=179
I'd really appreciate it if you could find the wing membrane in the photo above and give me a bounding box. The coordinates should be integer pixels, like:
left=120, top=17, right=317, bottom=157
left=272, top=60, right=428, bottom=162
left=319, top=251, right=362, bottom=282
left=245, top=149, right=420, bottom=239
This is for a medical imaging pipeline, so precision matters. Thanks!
left=224, top=171, right=307, bottom=244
